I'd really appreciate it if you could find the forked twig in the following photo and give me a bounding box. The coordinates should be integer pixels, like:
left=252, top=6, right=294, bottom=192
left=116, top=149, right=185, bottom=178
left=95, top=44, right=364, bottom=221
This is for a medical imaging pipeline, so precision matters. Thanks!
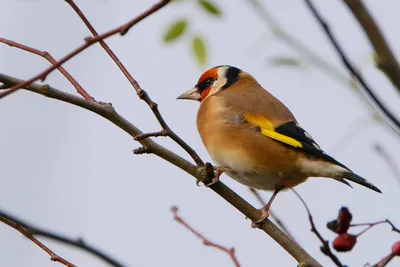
left=351, top=219, right=400, bottom=236
left=302, top=0, right=400, bottom=131
left=171, top=206, right=240, bottom=267
left=0, top=0, right=171, bottom=99
left=65, top=0, right=204, bottom=166
left=0, top=37, right=93, bottom=101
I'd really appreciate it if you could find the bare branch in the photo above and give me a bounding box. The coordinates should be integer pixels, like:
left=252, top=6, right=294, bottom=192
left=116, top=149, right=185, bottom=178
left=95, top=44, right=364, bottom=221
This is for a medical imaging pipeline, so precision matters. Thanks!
left=0, top=210, right=124, bottom=267
left=246, top=0, right=400, bottom=137
left=0, top=0, right=171, bottom=99
left=0, top=211, right=76, bottom=267
left=302, top=0, right=400, bottom=132
left=343, top=0, right=400, bottom=91
left=64, top=0, right=204, bottom=167
left=0, top=37, right=93, bottom=101
left=0, top=72, right=321, bottom=267
left=249, top=188, right=296, bottom=241
left=171, top=206, right=240, bottom=267
left=292, top=189, right=344, bottom=267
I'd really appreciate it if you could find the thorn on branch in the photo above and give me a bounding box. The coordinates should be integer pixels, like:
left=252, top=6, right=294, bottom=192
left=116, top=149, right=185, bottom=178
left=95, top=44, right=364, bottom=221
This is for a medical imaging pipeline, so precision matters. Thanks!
left=134, top=130, right=168, bottom=141
left=170, top=206, right=241, bottom=267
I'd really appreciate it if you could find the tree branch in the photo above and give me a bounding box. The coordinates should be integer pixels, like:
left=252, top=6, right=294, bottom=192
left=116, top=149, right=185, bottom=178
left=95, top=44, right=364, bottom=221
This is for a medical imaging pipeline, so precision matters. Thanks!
left=246, top=0, right=400, bottom=138
left=302, top=0, right=400, bottom=133
left=0, top=0, right=171, bottom=99
left=0, top=37, right=93, bottom=101
left=292, top=189, right=344, bottom=267
left=0, top=211, right=76, bottom=267
left=0, top=210, right=124, bottom=267
left=64, top=0, right=204, bottom=166
left=343, top=0, right=400, bottom=92
left=0, top=72, right=322, bottom=267
left=171, top=206, right=240, bottom=267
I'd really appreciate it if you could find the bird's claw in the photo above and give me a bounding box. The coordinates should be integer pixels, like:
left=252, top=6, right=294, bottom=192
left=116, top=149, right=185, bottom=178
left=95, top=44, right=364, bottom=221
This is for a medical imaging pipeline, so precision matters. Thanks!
left=251, top=208, right=270, bottom=229
left=202, top=164, right=227, bottom=187
left=203, top=176, right=220, bottom=187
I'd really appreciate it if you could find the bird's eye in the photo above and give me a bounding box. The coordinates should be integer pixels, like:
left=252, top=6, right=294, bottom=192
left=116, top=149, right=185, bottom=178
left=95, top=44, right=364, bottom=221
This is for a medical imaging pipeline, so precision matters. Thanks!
left=205, top=78, right=213, bottom=86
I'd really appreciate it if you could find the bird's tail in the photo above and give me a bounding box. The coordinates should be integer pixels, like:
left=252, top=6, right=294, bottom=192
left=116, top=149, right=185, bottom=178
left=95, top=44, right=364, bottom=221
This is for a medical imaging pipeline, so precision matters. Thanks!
left=340, top=171, right=382, bottom=193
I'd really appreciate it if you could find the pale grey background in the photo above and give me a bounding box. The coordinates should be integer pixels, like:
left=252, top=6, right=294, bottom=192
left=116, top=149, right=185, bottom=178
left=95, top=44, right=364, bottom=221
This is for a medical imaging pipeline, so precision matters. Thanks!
left=1, top=0, right=400, bottom=266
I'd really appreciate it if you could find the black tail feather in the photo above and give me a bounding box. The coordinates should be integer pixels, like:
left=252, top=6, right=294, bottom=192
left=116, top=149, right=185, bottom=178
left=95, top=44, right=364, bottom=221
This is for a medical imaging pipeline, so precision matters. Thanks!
left=341, top=172, right=382, bottom=193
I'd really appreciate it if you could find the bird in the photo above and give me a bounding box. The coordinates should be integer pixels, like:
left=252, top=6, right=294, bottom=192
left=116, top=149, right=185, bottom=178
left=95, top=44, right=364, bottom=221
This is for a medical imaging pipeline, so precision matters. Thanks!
left=177, top=65, right=381, bottom=226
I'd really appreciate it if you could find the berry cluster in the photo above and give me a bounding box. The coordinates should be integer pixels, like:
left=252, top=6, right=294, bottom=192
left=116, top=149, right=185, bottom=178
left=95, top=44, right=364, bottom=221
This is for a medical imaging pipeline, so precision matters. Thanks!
left=326, top=207, right=400, bottom=265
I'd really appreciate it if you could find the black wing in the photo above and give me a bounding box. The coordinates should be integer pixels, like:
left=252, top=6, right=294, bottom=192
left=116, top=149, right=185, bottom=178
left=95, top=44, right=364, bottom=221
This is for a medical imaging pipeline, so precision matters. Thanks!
left=274, top=121, right=350, bottom=171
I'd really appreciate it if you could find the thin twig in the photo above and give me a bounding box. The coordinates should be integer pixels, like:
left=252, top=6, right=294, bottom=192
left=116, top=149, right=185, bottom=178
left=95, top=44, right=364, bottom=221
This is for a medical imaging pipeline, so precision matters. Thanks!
left=246, top=0, right=400, bottom=137
left=343, top=0, right=400, bottom=91
left=372, top=253, right=396, bottom=267
left=350, top=219, right=400, bottom=236
left=134, top=130, right=168, bottom=141
left=302, top=0, right=400, bottom=131
left=0, top=0, right=171, bottom=99
left=373, top=143, right=400, bottom=186
left=0, top=37, right=93, bottom=101
left=292, top=189, right=344, bottom=267
left=0, top=212, right=76, bottom=267
left=249, top=188, right=296, bottom=241
left=171, top=206, right=240, bottom=267
left=0, top=72, right=322, bottom=267
left=0, top=210, right=124, bottom=267
left=64, top=0, right=204, bottom=167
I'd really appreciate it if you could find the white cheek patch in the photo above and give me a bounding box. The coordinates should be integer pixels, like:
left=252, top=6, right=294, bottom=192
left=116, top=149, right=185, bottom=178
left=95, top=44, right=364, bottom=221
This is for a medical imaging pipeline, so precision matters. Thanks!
left=201, top=67, right=228, bottom=101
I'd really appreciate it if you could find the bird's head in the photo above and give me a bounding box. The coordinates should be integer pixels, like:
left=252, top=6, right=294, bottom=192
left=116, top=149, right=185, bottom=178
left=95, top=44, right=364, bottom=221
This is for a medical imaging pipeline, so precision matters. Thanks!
left=177, top=65, right=242, bottom=102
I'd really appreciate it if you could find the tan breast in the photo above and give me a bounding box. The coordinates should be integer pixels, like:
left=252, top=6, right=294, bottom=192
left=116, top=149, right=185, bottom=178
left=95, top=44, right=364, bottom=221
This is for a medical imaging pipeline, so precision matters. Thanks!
left=196, top=93, right=307, bottom=190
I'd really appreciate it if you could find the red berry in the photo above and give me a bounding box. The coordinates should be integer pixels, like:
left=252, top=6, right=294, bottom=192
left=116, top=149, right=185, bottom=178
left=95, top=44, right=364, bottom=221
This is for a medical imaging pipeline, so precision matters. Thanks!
left=392, top=241, right=400, bottom=256
left=337, top=207, right=352, bottom=233
left=333, top=233, right=357, bottom=252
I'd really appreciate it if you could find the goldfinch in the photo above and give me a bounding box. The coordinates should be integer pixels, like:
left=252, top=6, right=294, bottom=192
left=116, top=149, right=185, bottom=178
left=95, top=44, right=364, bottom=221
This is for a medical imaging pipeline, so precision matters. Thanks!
left=177, top=65, right=381, bottom=225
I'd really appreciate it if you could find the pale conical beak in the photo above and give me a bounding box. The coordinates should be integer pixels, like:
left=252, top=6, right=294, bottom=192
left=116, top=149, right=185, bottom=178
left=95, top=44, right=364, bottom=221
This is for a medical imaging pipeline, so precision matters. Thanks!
left=177, top=87, right=201, bottom=101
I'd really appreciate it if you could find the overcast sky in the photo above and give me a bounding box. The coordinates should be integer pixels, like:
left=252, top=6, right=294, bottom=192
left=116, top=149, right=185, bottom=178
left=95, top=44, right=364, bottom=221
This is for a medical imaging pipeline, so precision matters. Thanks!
left=1, top=0, right=400, bottom=266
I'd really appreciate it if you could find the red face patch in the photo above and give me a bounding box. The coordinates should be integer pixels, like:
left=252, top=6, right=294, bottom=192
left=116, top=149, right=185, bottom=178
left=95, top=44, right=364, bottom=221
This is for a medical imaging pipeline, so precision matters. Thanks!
left=197, top=68, right=218, bottom=101
left=197, top=68, right=218, bottom=85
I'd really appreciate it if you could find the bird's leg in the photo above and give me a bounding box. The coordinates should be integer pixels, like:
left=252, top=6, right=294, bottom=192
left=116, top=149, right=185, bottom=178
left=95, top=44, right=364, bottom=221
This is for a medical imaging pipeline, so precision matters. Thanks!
left=251, top=187, right=283, bottom=228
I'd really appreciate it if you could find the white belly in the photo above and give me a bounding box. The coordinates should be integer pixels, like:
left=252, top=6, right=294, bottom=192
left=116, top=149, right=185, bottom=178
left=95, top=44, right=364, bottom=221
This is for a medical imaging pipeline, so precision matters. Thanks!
left=210, top=147, right=283, bottom=191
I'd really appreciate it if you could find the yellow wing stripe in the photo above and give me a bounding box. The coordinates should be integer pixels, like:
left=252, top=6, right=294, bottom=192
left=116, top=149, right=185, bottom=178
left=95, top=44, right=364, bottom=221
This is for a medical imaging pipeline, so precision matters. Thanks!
left=244, top=113, right=303, bottom=148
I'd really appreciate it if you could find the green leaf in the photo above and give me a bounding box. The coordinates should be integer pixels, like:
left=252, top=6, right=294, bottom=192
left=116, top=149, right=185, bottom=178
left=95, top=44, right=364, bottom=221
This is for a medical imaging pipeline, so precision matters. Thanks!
left=199, top=0, right=221, bottom=16
left=192, top=37, right=206, bottom=65
left=163, top=20, right=188, bottom=43
left=267, top=56, right=304, bottom=69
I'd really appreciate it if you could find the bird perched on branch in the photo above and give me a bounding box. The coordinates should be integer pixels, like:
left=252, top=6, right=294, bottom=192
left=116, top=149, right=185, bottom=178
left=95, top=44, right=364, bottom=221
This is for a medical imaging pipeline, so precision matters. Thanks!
left=177, top=65, right=381, bottom=226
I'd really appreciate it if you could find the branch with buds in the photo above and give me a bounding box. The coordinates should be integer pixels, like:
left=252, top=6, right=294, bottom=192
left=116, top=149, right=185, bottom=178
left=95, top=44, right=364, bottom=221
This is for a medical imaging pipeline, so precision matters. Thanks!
left=0, top=1, right=321, bottom=266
